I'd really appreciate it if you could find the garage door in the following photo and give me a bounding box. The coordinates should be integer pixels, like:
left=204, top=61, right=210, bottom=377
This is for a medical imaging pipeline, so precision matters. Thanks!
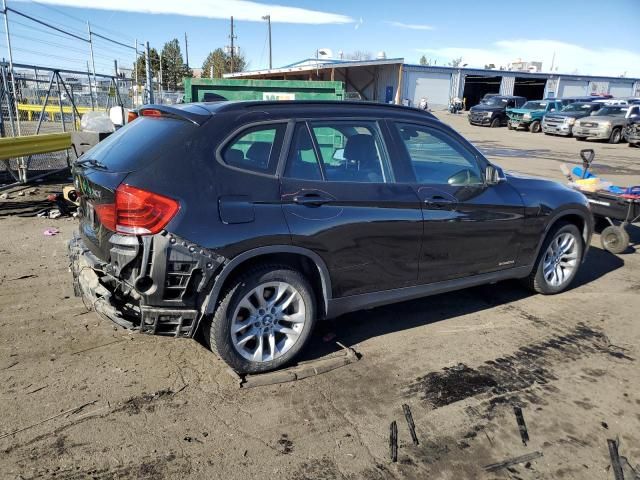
left=608, top=81, right=633, bottom=98
left=558, top=80, right=587, bottom=97
left=412, top=73, right=451, bottom=110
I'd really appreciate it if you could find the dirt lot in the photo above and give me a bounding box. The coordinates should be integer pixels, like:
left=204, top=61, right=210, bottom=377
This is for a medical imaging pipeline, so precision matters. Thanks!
left=1, top=113, right=639, bottom=479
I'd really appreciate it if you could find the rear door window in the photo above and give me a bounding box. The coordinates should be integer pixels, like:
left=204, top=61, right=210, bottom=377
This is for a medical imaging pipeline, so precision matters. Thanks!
left=284, top=121, right=391, bottom=183
left=222, top=124, right=286, bottom=174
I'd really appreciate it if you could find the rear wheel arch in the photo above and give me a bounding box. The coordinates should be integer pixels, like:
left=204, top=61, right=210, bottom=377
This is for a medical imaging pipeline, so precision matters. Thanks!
left=196, top=246, right=331, bottom=335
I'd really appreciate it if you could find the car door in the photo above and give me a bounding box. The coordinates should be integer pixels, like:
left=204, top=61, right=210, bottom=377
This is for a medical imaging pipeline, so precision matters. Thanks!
left=388, top=120, right=526, bottom=284
left=279, top=120, right=423, bottom=298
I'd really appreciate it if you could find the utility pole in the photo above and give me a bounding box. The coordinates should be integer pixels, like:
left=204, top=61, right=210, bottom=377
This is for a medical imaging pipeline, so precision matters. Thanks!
left=145, top=41, right=154, bottom=104
left=262, top=15, right=272, bottom=69
left=184, top=32, right=189, bottom=67
left=228, top=16, right=236, bottom=73
left=2, top=0, right=21, bottom=135
left=159, top=52, right=163, bottom=101
left=87, top=21, right=97, bottom=110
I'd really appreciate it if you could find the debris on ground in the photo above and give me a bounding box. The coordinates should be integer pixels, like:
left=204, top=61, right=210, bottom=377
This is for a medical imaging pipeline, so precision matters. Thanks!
left=43, top=228, right=60, bottom=236
left=483, top=451, right=543, bottom=472
left=0, top=192, right=8, bottom=200
left=240, top=344, right=360, bottom=388
left=402, top=404, right=419, bottom=446
left=513, top=406, right=530, bottom=446
left=389, top=421, right=398, bottom=463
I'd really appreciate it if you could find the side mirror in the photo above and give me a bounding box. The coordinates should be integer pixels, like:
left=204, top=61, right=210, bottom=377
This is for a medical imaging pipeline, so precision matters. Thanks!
left=485, top=164, right=505, bottom=185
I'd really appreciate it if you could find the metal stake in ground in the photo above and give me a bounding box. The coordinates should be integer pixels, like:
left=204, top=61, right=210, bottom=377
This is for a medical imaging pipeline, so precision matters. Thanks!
left=513, top=406, right=529, bottom=446
left=402, top=404, right=419, bottom=445
left=390, top=421, right=398, bottom=462
left=607, top=439, right=625, bottom=480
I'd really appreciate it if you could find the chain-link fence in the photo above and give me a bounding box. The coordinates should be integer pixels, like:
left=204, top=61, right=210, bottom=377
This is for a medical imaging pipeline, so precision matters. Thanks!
left=1, top=62, right=131, bottom=187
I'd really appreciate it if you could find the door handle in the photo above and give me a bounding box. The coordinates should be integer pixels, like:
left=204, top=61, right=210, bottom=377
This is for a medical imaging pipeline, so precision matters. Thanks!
left=425, top=195, right=457, bottom=208
left=293, top=192, right=333, bottom=206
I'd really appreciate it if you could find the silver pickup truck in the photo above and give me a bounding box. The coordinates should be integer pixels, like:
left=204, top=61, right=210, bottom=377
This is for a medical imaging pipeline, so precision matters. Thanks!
left=541, top=102, right=602, bottom=136
left=572, top=104, right=640, bottom=143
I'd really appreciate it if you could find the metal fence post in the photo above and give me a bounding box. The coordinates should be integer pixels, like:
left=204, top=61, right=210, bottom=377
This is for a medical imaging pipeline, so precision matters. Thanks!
left=145, top=41, right=154, bottom=104
left=87, top=22, right=97, bottom=110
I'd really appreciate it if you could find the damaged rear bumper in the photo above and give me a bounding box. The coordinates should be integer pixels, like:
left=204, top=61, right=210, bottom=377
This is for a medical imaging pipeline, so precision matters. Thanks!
left=69, top=232, right=224, bottom=338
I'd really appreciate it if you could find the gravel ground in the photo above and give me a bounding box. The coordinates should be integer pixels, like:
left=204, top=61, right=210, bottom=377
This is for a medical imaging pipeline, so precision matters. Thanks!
left=0, top=112, right=639, bottom=480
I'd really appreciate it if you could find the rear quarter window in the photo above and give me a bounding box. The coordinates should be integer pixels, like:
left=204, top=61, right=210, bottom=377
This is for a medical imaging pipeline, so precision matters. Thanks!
left=221, top=123, right=286, bottom=175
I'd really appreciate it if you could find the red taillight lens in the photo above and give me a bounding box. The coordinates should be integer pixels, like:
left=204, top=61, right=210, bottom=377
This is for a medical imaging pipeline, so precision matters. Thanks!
left=115, top=184, right=180, bottom=235
left=94, top=185, right=180, bottom=235
left=127, top=110, right=139, bottom=123
left=140, top=109, right=162, bottom=118
left=94, top=203, right=116, bottom=231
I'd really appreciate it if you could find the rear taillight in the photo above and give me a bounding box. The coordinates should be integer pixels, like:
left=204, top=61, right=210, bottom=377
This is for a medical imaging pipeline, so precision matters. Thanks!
left=127, top=110, right=139, bottom=123
left=94, top=184, right=180, bottom=235
left=140, top=108, right=162, bottom=117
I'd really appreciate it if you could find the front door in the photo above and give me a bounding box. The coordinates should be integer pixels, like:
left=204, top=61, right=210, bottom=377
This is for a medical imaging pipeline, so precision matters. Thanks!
left=389, top=121, right=525, bottom=284
left=280, top=120, right=423, bottom=298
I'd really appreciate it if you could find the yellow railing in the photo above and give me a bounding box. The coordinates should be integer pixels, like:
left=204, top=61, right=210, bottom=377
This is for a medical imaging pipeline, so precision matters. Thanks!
left=0, top=132, right=72, bottom=161
left=17, top=103, right=95, bottom=121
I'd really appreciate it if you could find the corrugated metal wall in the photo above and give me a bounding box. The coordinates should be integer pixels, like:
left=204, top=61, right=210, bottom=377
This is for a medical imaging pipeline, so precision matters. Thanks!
left=499, top=75, right=515, bottom=95
left=375, top=64, right=400, bottom=103
left=608, top=81, right=634, bottom=97
left=589, top=81, right=608, bottom=95
left=402, top=66, right=453, bottom=109
left=557, top=79, right=588, bottom=97
left=545, top=79, right=558, bottom=98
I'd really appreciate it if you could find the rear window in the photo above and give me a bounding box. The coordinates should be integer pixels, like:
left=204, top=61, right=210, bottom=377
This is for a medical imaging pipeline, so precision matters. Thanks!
left=81, top=117, right=196, bottom=172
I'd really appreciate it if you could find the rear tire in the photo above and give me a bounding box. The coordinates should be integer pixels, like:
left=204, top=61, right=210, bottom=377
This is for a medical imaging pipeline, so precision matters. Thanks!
left=490, top=118, right=500, bottom=128
left=608, top=128, right=622, bottom=144
left=530, top=120, right=541, bottom=133
left=203, top=265, right=317, bottom=374
left=523, top=222, right=583, bottom=295
left=576, top=136, right=586, bottom=141
left=600, top=226, right=629, bottom=254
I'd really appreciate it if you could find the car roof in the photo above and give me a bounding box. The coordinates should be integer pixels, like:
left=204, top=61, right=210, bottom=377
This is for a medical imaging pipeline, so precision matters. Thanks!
left=182, top=100, right=439, bottom=119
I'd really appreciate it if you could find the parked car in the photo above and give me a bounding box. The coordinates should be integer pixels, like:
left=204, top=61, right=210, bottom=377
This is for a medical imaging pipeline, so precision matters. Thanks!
left=559, top=96, right=606, bottom=107
left=624, top=116, right=640, bottom=147
left=542, top=102, right=603, bottom=137
left=69, top=101, right=593, bottom=373
left=480, top=93, right=500, bottom=104
left=468, top=95, right=527, bottom=127
left=506, top=99, right=563, bottom=133
left=573, top=104, right=640, bottom=143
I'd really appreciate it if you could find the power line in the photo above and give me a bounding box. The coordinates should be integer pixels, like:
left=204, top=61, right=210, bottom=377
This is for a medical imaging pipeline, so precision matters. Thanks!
left=6, top=7, right=88, bottom=42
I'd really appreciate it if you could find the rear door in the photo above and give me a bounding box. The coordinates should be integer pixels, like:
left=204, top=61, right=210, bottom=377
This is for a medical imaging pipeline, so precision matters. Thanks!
left=388, top=121, right=525, bottom=284
left=280, top=119, right=423, bottom=298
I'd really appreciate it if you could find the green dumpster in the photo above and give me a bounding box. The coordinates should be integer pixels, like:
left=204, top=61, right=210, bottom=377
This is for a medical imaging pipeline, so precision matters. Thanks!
left=183, top=78, right=344, bottom=103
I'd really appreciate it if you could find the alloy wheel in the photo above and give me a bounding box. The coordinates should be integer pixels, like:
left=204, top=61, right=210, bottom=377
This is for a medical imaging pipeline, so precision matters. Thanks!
left=230, top=281, right=306, bottom=362
left=542, top=232, right=579, bottom=287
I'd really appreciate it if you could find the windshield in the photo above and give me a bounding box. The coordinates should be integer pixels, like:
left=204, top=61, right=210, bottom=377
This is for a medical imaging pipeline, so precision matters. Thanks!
left=483, top=97, right=508, bottom=106
left=561, top=103, right=595, bottom=112
left=522, top=101, right=546, bottom=110
left=597, top=106, right=627, bottom=117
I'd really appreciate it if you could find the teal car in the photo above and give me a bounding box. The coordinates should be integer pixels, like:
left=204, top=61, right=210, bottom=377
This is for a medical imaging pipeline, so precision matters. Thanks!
left=507, top=100, right=563, bottom=133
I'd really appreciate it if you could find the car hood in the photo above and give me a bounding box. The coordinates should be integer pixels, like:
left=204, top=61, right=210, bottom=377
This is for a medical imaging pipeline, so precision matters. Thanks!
left=580, top=115, right=624, bottom=123
left=507, top=108, right=543, bottom=115
left=546, top=111, right=587, bottom=119
left=470, top=105, right=502, bottom=113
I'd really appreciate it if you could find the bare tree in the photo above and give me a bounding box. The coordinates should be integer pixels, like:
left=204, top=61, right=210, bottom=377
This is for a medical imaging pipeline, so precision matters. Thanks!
left=345, top=50, right=372, bottom=61
left=448, top=57, right=463, bottom=68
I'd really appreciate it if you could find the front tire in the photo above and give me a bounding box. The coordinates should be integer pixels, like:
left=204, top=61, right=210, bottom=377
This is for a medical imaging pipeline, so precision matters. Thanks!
left=490, top=118, right=500, bottom=128
left=609, top=128, right=622, bottom=144
left=530, top=120, right=541, bottom=133
left=524, top=222, right=583, bottom=295
left=203, top=265, right=317, bottom=374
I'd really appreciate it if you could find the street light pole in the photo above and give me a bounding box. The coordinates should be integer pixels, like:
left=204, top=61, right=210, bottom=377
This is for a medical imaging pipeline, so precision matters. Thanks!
left=262, top=14, right=272, bottom=70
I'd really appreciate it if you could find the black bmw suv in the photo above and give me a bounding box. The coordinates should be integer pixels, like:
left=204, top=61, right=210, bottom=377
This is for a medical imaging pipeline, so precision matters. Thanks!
left=69, top=101, right=592, bottom=373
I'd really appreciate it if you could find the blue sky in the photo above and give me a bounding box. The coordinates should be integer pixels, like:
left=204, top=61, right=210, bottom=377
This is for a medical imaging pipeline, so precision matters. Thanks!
left=4, top=0, right=640, bottom=77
